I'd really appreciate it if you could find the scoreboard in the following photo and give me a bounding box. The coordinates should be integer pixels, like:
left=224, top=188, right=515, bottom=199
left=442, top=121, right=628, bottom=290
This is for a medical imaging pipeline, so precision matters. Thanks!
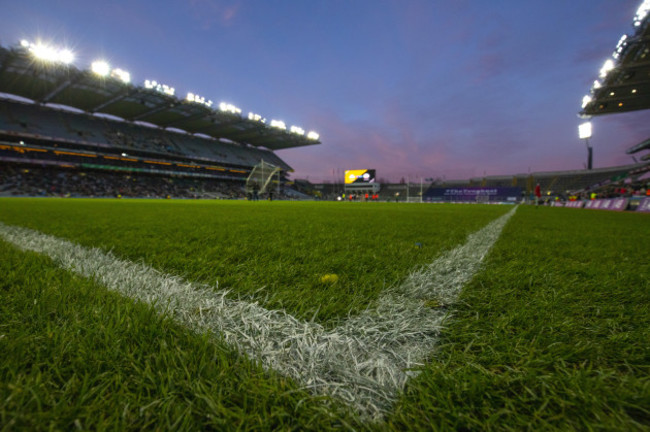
left=344, top=169, right=376, bottom=184
left=344, top=169, right=379, bottom=193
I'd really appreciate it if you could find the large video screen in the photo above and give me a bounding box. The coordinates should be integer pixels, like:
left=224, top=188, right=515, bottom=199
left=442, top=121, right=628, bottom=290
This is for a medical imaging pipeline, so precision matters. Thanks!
left=344, top=169, right=376, bottom=184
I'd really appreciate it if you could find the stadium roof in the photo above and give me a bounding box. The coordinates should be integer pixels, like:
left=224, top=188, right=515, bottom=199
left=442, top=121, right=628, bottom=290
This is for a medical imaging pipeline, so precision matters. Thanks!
left=580, top=1, right=650, bottom=116
left=626, top=137, right=650, bottom=153
left=0, top=43, right=320, bottom=150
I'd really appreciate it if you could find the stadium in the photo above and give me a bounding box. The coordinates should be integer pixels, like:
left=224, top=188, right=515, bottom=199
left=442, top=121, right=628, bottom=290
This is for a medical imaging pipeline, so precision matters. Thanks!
left=0, top=1, right=649, bottom=431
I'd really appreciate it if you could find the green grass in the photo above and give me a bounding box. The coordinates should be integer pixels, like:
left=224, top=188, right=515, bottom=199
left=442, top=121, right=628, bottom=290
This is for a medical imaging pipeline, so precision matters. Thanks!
left=0, top=198, right=507, bottom=325
left=388, top=206, right=650, bottom=431
left=1, top=199, right=649, bottom=430
left=0, top=239, right=363, bottom=431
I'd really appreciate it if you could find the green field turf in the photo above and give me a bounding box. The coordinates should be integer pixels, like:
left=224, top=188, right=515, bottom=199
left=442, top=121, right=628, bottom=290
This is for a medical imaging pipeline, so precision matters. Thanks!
left=0, top=198, right=508, bottom=324
left=0, top=199, right=648, bottom=430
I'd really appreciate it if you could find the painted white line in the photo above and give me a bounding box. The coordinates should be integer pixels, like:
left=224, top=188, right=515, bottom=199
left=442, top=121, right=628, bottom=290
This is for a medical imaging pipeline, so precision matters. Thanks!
left=0, top=206, right=516, bottom=419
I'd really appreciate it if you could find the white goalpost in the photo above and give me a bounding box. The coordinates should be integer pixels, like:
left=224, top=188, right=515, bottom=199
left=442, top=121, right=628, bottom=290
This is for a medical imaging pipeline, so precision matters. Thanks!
left=246, top=160, right=281, bottom=198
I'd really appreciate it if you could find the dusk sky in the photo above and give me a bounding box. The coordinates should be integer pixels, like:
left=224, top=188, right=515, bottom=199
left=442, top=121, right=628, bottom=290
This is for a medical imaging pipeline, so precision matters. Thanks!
left=1, top=0, right=649, bottom=182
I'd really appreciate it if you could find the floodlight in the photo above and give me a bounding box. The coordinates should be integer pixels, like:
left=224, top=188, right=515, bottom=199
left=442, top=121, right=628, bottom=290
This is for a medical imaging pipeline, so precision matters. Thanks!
left=145, top=80, right=175, bottom=96
left=91, top=60, right=110, bottom=77
left=290, top=125, right=305, bottom=135
left=186, top=92, right=212, bottom=107
left=581, top=95, right=592, bottom=109
left=59, top=49, right=74, bottom=64
left=592, top=80, right=602, bottom=90
left=20, top=40, right=29, bottom=48
left=219, top=102, right=241, bottom=114
left=270, top=120, right=286, bottom=130
left=111, top=68, right=130, bottom=83
left=613, top=35, right=628, bottom=59
left=578, top=122, right=592, bottom=140
left=31, top=42, right=59, bottom=62
left=634, top=0, right=650, bottom=26
left=307, top=131, right=320, bottom=140
left=248, top=112, right=263, bottom=122
left=599, top=59, right=615, bottom=78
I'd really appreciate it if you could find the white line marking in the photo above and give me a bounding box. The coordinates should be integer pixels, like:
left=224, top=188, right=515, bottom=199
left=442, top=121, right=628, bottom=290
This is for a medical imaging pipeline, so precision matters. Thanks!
left=0, top=206, right=516, bottom=419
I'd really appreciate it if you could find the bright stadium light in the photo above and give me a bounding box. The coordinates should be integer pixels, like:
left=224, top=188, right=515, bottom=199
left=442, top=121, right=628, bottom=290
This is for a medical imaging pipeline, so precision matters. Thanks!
left=219, top=102, right=242, bottom=114
left=634, top=0, right=650, bottom=26
left=592, top=80, right=602, bottom=90
left=91, top=60, right=110, bottom=76
left=579, top=121, right=593, bottom=170
left=24, top=40, right=75, bottom=64
left=270, top=120, right=286, bottom=130
left=111, top=68, right=130, bottom=84
left=581, top=95, right=593, bottom=109
left=59, top=49, right=74, bottom=64
left=578, top=121, right=592, bottom=140
left=186, top=92, right=212, bottom=107
left=599, top=59, right=615, bottom=78
left=613, top=34, right=628, bottom=59
left=248, top=112, right=265, bottom=123
left=144, top=79, right=174, bottom=96
left=290, top=125, right=305, bottom=135
left=30, top=42, right=58, bottom=61
left=307, top=131, right=320, bottom=140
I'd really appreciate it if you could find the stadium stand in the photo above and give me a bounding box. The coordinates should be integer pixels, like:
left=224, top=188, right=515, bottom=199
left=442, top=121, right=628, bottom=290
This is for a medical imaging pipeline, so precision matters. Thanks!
left=437, top=164, right=649, bottom=196
left=0, top=164, right=246, bottom=199
left=0, top=40, right=321, bottom=199
left=0, top=97, right=305, bottom=198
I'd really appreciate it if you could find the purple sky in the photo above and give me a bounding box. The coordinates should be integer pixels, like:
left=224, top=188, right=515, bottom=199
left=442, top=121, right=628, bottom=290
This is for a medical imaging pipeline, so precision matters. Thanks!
left=2, top=0, right=649, bottom=182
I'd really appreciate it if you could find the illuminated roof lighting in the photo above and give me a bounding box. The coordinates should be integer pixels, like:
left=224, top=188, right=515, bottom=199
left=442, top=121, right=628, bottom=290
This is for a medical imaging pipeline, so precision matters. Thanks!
left=290, top=125, right=305, bottom=135
left=634, top=0, right=650, bottom=26
left=613, top=34, right=628, bottom=59
left=599, top=59, right=615, bottom=78
left=111, top=68, right=130, bottom=84
left=248, top=112, right=265, bottom=123
left=270, top=120, right=286, bottom=130
left=91, top=60, right=110, bottom=76
left=582, top=95, right=592, bottom=109
left=59, top=49, right=75, bottom=64
left=307, top=131, right=320, bottom=140
left=25, top=40, right=75, bottom=64
left=186, top=92, right=213, bottom=107
left=592, top=80, right=602, bottom=90
left=578, top=121, right=592, bottom=139
left=144, top=79, right=174, bottom=96
left=30, top=43, right=58, bottom=62
left=219, top=102, right=242, bottom=114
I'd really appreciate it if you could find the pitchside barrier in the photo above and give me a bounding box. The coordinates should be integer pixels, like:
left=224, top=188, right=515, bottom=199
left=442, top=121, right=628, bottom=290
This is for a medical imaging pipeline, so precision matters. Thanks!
left=553, top=197, right=650, bottom=212
left=637, top=197, right=650, bottom=212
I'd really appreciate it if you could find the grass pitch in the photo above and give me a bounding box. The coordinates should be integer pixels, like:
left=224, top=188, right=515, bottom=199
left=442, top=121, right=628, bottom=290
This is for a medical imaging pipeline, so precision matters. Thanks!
left=0, top=199, right=648, bottom=430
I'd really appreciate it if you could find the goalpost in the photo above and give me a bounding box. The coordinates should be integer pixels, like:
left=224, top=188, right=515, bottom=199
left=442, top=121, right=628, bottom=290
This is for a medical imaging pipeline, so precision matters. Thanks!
left=246, top=160, right=281, bottom=198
